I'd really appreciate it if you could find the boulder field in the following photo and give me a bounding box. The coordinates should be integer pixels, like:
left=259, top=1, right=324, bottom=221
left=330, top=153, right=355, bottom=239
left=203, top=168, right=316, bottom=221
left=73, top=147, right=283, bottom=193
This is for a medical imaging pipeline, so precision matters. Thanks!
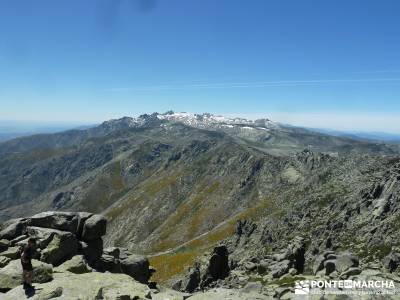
left=0, top=211, right=269, bottom=299
left=173, top=230, right=400, bottom=299
left=0, top=211, right=159, bottom=299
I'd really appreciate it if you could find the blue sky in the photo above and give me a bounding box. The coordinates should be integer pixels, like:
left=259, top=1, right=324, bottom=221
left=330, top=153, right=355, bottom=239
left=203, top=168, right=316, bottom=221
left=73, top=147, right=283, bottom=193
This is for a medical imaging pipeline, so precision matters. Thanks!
left=0, top=0, right=400, bottom=132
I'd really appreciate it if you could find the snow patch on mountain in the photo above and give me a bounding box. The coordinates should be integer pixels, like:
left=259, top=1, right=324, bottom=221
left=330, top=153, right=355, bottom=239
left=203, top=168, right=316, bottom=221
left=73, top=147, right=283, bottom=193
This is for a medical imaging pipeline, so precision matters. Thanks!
left=157, top=111, right=278, bottom=130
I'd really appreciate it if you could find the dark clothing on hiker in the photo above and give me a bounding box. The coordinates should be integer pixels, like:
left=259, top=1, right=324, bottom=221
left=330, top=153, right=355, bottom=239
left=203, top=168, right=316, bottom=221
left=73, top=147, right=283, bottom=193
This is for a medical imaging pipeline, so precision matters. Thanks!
left=21, top=245, right=34, bottom=271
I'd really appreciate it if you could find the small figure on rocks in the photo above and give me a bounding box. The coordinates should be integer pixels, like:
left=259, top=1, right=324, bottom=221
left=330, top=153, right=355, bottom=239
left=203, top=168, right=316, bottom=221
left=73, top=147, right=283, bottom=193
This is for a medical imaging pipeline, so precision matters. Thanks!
left=20, top=237, right=36, bottom=289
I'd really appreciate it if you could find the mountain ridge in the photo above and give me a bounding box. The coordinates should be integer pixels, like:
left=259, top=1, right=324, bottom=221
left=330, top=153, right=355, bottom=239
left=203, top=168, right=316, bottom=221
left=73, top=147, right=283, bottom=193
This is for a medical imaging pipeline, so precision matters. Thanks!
left=1, top=111, right=399, bottom=158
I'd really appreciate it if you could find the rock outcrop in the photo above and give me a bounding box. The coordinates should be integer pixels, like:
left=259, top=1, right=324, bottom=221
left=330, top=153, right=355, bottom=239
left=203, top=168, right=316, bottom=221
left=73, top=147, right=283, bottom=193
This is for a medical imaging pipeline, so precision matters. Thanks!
left=54, top=255, right=91, bottom=274
left=313, top=251, right=360, bottom=278
left=0, top=211, right=156, bottom=297
left=176, top=245, right=230, bottom=293
left=201, top=245, right=230, bottom=288
left=81, top=214, right=107, bottom=242
left=383, top=251, right=400, bottom=273
left=181, top=264, right=201, bottom=293
left=0, top=212, right=103, bottom=267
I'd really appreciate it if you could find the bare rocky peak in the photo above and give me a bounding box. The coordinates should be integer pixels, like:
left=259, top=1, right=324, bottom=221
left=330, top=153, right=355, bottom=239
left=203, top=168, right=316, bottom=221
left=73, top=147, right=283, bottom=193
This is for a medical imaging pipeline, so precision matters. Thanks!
left=99, top=113, right=160, bottom=130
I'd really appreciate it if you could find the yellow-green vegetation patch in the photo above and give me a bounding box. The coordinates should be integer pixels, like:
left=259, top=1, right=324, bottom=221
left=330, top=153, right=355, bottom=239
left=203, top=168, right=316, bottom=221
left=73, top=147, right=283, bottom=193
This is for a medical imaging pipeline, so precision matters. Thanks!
left=152, top=201, right=199, bottom=251
left=149, top=198, right=276, bottom=283
left=110, top=161, right=125, bottom=190
left=105, top=193, right=145, bottom=221
left=82, top=161, right=127, bottom=213
left=149, top=250, right=200, bottom=283
left=150, top=180, right=222, bottom=252
left=144, top=171, right=181, bottom=197
left=106, top=170, right=182, bottom=222
left=203, top=181, right=220, bottom=194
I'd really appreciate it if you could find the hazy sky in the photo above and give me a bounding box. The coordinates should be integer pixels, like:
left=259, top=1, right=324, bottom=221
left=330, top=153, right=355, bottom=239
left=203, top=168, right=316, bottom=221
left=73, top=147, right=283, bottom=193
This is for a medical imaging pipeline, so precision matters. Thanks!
left=0, top=0, right=400, bottom=132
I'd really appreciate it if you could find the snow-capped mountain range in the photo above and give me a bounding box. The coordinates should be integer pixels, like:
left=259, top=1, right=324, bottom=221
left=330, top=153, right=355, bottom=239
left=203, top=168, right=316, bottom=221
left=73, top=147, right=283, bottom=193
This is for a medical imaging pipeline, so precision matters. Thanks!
left=101, top=111, right=279, bottom=132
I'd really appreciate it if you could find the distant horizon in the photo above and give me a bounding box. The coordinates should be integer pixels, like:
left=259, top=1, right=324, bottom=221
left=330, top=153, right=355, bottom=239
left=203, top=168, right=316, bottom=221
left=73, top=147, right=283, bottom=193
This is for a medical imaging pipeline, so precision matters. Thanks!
left=1, top=110, right=400, bottom=135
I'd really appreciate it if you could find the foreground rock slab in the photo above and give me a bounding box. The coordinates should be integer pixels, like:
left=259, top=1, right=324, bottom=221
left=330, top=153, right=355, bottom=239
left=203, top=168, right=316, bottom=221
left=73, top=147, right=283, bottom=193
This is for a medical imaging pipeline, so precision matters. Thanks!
left=0, top=259, right=53, bottom=291
left=152, top=287, right=190, bottom=300
left=3, top=271, right=151, bottom=299
left=188, top=288, right=271, bottom=300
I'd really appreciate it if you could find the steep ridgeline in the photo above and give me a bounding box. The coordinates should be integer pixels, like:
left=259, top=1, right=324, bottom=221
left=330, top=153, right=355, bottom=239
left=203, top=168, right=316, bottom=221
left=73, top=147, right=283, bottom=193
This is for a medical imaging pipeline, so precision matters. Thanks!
left=0, top=112, right=399, bottom=291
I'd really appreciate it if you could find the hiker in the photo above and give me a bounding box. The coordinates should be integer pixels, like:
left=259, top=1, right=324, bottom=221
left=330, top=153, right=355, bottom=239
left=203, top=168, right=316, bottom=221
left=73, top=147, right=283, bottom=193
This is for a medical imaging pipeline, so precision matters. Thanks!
left=20, top=237, right=36, bottom=289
